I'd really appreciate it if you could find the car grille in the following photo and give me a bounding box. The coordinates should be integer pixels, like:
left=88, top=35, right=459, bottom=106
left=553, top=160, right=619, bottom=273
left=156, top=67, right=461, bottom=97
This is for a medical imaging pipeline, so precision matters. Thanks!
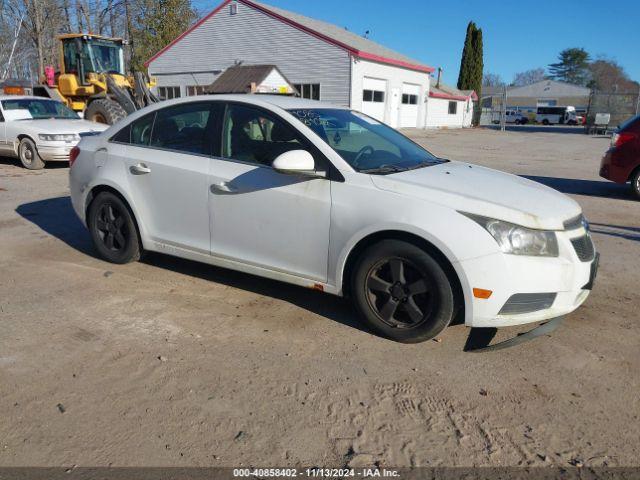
left=563, top=214, right=585, bottom=231
left=499, top=293, right=557, bottom=315
left=571, top=235, right=595, bottom=262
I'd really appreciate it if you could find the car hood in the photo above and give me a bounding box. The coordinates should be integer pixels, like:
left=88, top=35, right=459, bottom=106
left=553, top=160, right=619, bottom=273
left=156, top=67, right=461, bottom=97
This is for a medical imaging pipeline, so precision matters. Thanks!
left=17, top=119, right=109, bottom=135
left=370, top=161, right=582, bottom=230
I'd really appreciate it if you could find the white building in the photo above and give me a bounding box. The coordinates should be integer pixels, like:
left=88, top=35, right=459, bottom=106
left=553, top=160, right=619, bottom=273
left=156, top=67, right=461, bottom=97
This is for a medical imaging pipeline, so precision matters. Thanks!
left=425, top=83, right=477, bottom=129
left=145, top=0, right=436, bottom=129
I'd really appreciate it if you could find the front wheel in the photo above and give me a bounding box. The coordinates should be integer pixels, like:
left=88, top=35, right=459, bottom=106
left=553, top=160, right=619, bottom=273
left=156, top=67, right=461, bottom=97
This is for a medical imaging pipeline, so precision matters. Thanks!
left=542, top=119, right=550, bottom=125
left=631, top=169, right=640, bottom=200
left=18, top=138, right=45, bottom=170
left=85, top=98, right=127, bottom=125
left=351, top=240, right=455, bottom=343
left=88, top=191, right=142, bottom=264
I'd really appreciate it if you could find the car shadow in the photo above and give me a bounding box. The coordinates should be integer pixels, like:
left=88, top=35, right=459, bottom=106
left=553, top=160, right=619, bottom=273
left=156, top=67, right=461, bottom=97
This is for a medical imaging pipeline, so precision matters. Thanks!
left=15, top=196, right=94, bottom=255
left=16, top=195, right=469, bottom=340
left=0, top=154, right=69, bottom=169
left=14, top=195, right=365, bottom=334
left=589, top=223, right=640, bottom=242
left=523, top=175, right=633, bottom=200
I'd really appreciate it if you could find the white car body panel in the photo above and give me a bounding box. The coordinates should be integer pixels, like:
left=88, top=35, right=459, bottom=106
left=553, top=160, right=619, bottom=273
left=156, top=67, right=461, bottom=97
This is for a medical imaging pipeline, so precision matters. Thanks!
left=69, top=95, right=596, bottom=330
left=0, top=96, right=108, bottom=161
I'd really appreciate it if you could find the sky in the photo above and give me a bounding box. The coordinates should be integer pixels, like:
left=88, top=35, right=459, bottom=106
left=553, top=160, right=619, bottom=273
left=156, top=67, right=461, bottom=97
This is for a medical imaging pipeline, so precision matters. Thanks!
left=191, top=0, right=640, bottom=86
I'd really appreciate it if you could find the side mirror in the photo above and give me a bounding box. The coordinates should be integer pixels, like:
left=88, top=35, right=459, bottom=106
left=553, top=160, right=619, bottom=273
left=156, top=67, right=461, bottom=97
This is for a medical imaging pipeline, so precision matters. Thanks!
left=272, top=150, right=324, bottom=177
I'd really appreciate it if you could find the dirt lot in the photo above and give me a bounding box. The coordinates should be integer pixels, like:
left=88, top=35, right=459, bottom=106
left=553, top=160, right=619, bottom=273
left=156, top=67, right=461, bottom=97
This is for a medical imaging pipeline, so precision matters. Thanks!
left=1, top=127, right=638, bottom=469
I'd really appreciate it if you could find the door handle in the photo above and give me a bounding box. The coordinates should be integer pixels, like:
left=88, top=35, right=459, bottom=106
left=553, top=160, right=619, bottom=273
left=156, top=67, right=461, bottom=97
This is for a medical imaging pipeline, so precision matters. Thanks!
left=210, top=181, right=238, bottom=194
left=130, top=163, right=151, bottom=175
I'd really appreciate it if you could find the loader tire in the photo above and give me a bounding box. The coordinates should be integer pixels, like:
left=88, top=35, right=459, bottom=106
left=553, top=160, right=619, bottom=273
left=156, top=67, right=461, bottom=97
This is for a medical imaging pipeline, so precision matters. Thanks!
left=85, top=99, right=127, bottom=125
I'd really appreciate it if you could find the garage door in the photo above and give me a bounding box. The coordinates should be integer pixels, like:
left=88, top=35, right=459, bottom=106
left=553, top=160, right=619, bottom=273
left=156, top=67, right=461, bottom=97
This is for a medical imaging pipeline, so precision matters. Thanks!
left=362, top=77, right=387, bottom=122
left=399, top=83, right=420, bottom=128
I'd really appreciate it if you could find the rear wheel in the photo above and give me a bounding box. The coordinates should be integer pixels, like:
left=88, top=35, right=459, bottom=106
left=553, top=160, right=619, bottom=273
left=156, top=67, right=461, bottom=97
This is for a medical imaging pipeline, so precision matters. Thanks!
left=351, top=240, right=455, bottom=343
left=542, top=119, right=550, bottom=125
left=18, top=138, right=45, bottom=170
left=88, top=192, right=142, bottom=264
left=631, top=169, right=640, bottom=200
left=85, top=98, right=127, bottom=125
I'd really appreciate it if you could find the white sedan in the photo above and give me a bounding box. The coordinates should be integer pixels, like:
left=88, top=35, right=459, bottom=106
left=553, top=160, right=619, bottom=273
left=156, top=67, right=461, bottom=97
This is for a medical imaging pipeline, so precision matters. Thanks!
left=69, top=95, right=598, bottom=344
left=0, top=96, right=108, bottom=169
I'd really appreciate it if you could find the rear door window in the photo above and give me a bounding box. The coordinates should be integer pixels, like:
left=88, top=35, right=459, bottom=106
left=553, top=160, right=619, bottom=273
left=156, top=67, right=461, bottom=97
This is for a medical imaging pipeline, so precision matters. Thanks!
left=150, top=102, right=215, bottom=155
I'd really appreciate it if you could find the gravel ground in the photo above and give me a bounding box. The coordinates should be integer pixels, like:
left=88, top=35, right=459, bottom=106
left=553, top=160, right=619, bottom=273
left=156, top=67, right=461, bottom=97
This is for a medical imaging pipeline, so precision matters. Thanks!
left=0, top=126, right=638, bottom=468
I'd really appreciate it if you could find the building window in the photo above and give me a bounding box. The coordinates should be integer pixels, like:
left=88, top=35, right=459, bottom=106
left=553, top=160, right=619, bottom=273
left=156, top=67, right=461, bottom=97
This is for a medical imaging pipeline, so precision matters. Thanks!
left=294, top=83, right=320, bottom=100
left=402, top=94, right=418, bottom=105
left=363, top=89, right=385, bottom=103
left=158, top=86, right=181, bottom=101
left=448, top=101, right=457, bottom=115
left=187, top=85, right=207, bottom=96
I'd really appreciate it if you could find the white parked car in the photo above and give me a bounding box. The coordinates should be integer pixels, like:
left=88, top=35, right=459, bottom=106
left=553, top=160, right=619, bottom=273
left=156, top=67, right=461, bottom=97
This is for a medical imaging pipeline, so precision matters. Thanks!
left=69, top=95, right=598, bottom=344
left=492, top=110, right=529, bottom=125
left=0, top=96, right=108, bottom=169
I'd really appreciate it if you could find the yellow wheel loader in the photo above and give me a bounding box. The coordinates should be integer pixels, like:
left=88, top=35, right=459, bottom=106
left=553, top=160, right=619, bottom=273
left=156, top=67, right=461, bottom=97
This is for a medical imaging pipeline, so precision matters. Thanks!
left=35, top=33, right=158, bottom=125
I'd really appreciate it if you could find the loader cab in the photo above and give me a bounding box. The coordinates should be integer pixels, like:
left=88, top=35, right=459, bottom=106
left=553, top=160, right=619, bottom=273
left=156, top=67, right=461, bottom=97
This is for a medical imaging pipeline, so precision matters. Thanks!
left=60, top=35, right=125, bottom=78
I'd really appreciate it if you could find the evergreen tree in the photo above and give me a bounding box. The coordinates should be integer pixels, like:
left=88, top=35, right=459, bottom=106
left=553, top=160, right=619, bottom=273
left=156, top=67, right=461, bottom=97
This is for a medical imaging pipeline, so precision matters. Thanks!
left=470, top=26, right=483, bottom=100
left=457, top=21, right=483, bottom=124
left=457, top=22, right=476, bottom=91
left=548, top=48, right=591, bottom=86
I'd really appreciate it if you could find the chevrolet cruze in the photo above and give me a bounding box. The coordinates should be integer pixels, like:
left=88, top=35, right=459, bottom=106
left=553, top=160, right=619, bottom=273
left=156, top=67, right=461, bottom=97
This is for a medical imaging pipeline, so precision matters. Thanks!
left=69, top=95, right=598, bottom=343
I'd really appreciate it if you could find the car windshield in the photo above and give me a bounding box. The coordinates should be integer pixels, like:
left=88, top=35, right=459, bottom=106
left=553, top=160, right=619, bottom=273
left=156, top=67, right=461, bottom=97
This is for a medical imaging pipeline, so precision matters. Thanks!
left=288, top=108, right=443, bottom=173
left=87, top=39, right=123, bottom=74
left=1, top=99, right=80, bottom=120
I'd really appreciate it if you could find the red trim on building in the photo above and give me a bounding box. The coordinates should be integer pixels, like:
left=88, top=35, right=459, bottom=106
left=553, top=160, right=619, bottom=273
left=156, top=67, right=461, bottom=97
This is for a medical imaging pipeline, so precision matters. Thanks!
left=356, top=51, right=434, bottom=73
left=144, top=0, right=435, bottom=74
left=429, top=91, right=476, bottom=101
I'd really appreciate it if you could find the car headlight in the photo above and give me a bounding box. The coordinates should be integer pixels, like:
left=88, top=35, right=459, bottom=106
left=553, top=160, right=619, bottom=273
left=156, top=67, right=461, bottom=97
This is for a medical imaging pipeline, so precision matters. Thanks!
left=461, top=213, right=559, bottom=257
left=38, top=133, right=80, bottom=142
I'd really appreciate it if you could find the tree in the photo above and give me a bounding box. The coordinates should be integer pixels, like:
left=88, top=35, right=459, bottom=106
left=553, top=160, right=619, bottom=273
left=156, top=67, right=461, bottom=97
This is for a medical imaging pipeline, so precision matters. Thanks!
left=483, top=73, right=504, bottom=87
left=548, top=48, right=590, bottom=86
left=588, top=56, right=639, bottom=92
left=129, top=0, right=197, bottom=72
left=457, top=22, right=474, bottom=91
left=512, top=68, right=546, bottom=86
left=457, top=21, right=483, bottom=124
left=471, top=26, right=483, bottom=98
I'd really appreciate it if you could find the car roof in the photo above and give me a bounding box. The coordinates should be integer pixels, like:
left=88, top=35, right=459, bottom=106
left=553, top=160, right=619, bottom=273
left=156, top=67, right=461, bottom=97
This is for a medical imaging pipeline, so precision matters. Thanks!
left=153, top=94, right=348, bottom=111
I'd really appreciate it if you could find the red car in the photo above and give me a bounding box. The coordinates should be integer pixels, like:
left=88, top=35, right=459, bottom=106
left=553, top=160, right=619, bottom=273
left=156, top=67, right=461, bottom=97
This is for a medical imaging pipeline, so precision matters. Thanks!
left=600, top=114, right=640, bottom=198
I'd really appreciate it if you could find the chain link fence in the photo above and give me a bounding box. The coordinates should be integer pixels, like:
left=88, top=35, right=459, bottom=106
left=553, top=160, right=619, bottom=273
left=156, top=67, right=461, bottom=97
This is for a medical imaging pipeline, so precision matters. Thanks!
left=586, top=90, right=640, bottom=131
left=478, top=88, right=640, bottom=131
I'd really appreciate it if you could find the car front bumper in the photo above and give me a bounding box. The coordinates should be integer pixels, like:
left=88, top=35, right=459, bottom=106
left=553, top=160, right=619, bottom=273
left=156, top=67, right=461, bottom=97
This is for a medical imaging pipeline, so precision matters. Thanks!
left=460, top=228, right=597, bottom=328
left=37, top=141, right=78, bottom=162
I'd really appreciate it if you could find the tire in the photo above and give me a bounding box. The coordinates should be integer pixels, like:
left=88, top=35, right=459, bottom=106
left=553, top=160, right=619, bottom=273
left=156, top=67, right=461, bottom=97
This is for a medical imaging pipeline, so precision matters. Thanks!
left=630, top=169, right=640, bottom=200
left=351, top=240, right=455, bottom=343
left=542, top=119, right=550, bottom=125
left=84, top=98, right=127, bottom=125
left=18, top=137, right=45, bottom=170
left=88, top=191, right=142, bottom=264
